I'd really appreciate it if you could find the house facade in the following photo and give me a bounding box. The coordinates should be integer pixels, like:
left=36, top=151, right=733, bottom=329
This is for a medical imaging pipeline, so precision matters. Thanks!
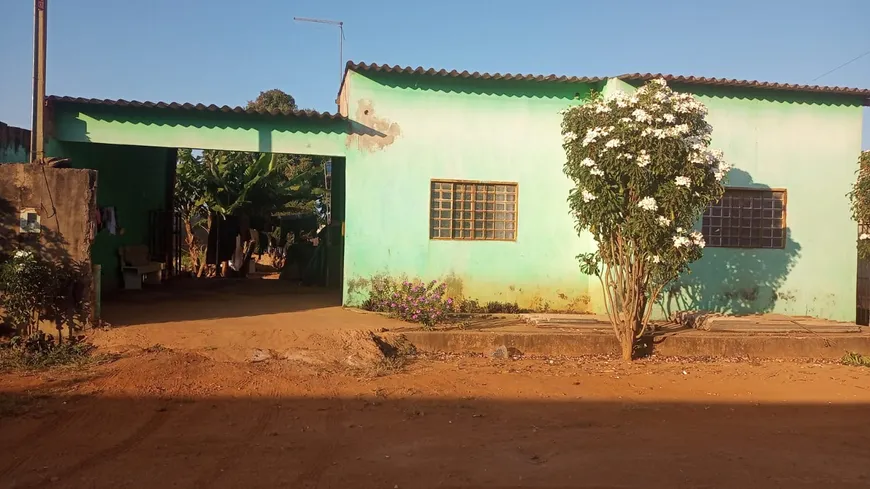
left=338, top=63, right=866, bottom=322
left=4, top=61, right=865, bottom=322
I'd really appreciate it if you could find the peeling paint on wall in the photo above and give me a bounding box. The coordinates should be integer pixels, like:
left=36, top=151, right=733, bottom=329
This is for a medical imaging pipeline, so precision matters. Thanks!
left=346, top=99, right=401, bottom=152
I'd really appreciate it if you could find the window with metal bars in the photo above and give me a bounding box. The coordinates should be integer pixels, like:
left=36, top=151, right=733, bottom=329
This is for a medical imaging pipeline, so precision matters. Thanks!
left=702, top=188, right=786, bottom=249
left=430, top=180, right=518, bottom=240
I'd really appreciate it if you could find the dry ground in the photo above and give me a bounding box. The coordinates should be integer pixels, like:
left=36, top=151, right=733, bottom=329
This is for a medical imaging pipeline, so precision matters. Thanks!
left=2, top=350, right=870, bottom=489
left=2, top=281, right=870, bottom=488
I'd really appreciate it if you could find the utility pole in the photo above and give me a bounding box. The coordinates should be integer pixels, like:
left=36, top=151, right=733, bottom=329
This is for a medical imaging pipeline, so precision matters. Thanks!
left=293, top=17, right=345, bottom=87
left=30, top=0, right=48, bottom=163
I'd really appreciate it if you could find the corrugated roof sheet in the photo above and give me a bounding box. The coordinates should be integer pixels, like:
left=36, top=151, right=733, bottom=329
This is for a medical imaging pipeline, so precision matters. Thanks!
left=344, top=61, right=870, bottom=99
left=618, top=72, right=870, bottom=98
left=47, top=95, right=345, bottom=121
left=345, top=61, right=606, bottom=84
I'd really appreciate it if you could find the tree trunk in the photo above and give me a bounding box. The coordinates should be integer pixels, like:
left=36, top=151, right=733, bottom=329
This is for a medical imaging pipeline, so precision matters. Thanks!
left=618, top=322, right=635, bottom=362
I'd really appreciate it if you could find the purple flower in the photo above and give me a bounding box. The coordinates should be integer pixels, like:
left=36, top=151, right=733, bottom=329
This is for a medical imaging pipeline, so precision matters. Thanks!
left=390, top=302, right=396, bottom=308
left=412, top=314, right=418, bottom=320
left=446, top=298, right=454, bottom=305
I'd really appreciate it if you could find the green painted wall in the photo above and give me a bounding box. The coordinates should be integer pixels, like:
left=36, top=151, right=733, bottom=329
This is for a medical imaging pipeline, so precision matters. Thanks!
left=58, top=141, right=173, bottom=291
left=341, top=71, right=603, bottom=311
left=659, top=85, right=864, bottom=321
left=53, top=105, right=348, bottom=157
left=341, top=72, right=864, bottom=321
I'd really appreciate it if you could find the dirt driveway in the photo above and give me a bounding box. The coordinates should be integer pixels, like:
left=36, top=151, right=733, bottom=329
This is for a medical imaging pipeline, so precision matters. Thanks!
left=2, top=350, right=870, bottom=489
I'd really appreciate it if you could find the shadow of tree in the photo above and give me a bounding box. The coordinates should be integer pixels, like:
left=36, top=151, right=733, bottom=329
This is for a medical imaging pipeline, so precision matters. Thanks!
left=661, top=169, right=802, bottom=317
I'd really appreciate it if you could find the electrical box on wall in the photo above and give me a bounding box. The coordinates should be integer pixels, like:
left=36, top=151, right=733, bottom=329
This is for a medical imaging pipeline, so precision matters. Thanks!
left=19, top=208, right=40, bottom=234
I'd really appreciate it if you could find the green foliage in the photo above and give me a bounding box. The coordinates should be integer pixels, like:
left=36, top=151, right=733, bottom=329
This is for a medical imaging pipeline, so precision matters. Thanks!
left=0, top=250, right=89, bottom=338
left=247, top=89, right=297, bottom=113
left=562, top=79, right=729, bottom=360
left=0, top=332, right=96, bottom=371
left=848, top=151, right=870, bottom=259
left=841, top=351, right=870, bottom=367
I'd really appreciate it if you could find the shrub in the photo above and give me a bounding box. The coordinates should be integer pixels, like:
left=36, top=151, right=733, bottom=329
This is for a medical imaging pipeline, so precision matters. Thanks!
left=562, top=79, right=729, bottom=361
left=363, top=278, right=452, bottom=329
left=0, top=250, right=89, bottom=339
left=0, top=331, right=95, bottom=370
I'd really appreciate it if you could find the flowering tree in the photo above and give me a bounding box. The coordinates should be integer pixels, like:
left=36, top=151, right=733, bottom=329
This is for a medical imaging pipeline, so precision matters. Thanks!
left=562, top=79, right=731, bottom=361
left=848, top=151, right=870, bottom=258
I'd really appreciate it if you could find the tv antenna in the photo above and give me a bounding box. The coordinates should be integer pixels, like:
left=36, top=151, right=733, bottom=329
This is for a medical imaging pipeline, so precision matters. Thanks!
left=294, top=17, right=345, bottom=85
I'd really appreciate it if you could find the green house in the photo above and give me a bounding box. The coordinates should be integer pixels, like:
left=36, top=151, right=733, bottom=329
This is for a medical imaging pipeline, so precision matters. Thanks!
left=337, top=63, right=867, bottom=322
left=4, top=61, right=867, bottom=322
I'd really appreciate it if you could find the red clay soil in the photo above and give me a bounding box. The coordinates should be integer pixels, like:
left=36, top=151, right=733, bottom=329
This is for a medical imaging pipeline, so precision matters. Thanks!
left=2, top=352, right=870, bottom=489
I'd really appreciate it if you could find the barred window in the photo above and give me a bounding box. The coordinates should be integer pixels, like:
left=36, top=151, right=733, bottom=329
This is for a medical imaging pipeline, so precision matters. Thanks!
left=702, top=188, right=786, bottom=249
left=430, top=180, right=518, bottom=240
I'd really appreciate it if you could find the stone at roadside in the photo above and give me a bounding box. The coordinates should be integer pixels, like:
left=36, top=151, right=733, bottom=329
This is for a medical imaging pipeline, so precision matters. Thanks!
left=249, top=349, right=272, bottom=363
left=491, top=345, right=509, bottom=359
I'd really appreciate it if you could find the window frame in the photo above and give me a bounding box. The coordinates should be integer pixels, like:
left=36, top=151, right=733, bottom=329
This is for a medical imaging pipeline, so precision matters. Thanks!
left=429, top=179, right=519, bottom=242
left=702, top=186, right=788, bottom=250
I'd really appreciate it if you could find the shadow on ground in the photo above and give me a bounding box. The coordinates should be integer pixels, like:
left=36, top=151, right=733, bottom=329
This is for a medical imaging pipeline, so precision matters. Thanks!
left=101, top=278, right=341, bottom=326
left=0, top=391, right=868, bottom=488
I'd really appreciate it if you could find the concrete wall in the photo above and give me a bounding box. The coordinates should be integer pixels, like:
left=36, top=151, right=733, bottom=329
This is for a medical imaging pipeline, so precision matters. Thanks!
left=0, top=163, right=97, bottom=267
left=341, top=71, right=864, bottom=321
left=340, top=70, right=602, bottom=311
left=57, top=142, right=174, bottom=291
left=0, top=122, right=30, bottom=163
left=661, top=85, right=863, bottom=321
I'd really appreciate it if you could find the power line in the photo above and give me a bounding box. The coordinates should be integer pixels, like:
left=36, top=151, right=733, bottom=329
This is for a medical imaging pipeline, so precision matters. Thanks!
left=811, top=48, right=870, bottom=83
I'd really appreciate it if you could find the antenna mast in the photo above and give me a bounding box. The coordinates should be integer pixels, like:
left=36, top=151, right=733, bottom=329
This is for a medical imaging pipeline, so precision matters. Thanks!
left=293, top=17, right=345, bottom=86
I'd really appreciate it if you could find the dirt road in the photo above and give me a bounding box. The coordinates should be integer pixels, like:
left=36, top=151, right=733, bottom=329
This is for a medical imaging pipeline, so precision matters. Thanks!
left=2, top=351, right=869, bottom=489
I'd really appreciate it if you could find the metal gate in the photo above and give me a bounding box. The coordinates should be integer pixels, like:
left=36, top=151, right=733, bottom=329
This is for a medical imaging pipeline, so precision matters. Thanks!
left=857, top=224, right=870, bottom=325
left=149, top=210, right=182, bottom=277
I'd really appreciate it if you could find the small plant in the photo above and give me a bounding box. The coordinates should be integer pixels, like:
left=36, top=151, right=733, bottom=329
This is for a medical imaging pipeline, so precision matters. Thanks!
left=456, top=298, right=482, bottom=314
left=841, top=351, right=870, bottom=367
left=0, top=331, right=96, bottom=371
left=0, top=249, right=89, bottom=339
left=362, top=278, right=452, bottom=329
left=485, top=301, right=521, bottom=314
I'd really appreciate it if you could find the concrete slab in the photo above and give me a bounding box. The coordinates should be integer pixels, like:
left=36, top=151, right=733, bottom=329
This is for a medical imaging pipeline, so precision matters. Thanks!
left=396, top=329, right=870, bottom=360
left=699, top=315, right=863, bottom=334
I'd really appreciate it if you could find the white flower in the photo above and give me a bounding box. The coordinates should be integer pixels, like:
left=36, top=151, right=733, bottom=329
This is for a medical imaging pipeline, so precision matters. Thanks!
left=580, top=157, right=596, bottom=167
left=617, top=153, right=634, bottom=160
left=672, top=123, right=690, bottom=135
left=14, top=250, right=32, bottom=259
left=637, top=197, right=658, bottom=211
left=651, top=255, right=662, bottom=264
left=714, top=160, right=732, bottom=182
left=590, top=167, right=604, bottom=176
left=581, top=190, right=597, bottom=202
left=674, top=176, right=691, bottom=187
left=657, top=216, right=671, bottom=227
left=582, top=127, right=604, bottom=146
left=861, top=233, right=870, bottom=240
left=637, top=151, right=651, bottom=168
left=563, top=132, right=578, bottom=144
left=558, top=108, right=568, bottom=115
left=690, top=231, right=706, bottom=248
left=594, top=104, right=611, bottom=113
left=619, top=117, right=633, bottom=125
left=604, top=139, right=622, bottom=149
left=672, top=235, right=691, bottom=248
left=652, top=78, right=668, bottom=87
left=632, top=109, right=651, bottom=123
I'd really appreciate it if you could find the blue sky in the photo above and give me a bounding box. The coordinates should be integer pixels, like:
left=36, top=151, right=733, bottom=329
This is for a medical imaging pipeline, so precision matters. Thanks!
left=1, top=0, right=869, bottom=143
